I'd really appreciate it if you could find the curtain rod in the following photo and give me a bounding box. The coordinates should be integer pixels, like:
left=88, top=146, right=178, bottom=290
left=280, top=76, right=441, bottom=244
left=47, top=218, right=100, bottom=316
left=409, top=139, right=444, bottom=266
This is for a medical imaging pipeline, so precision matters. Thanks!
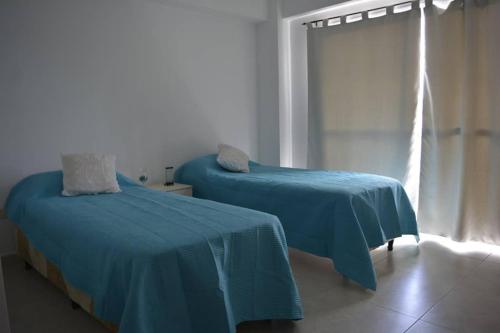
left=301, top=0, right=431, bottom=26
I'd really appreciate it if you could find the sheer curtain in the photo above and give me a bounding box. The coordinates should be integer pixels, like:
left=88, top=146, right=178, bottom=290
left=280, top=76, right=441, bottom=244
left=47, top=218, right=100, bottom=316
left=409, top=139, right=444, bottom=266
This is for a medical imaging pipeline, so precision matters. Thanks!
left=307, top=0, right=500, bottom=244
left=419, top=0, right=500, bottom=243
left=307, top=7, right=422, bottom=202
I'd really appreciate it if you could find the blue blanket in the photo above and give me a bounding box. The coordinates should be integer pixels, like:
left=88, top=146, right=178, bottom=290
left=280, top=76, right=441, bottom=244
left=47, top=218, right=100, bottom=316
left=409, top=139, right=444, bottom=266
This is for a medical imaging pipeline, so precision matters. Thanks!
left=175, top=155, right=419, bottom=290
left=5, top=171, right=303, bottom=333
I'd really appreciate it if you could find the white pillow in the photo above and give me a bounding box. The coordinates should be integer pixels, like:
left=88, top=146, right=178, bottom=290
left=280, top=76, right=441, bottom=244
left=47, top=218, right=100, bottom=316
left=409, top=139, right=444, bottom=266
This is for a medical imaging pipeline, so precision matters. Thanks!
left=61, top=153, right=121, bottom=196
left=216, top=144, right=250, bottom=173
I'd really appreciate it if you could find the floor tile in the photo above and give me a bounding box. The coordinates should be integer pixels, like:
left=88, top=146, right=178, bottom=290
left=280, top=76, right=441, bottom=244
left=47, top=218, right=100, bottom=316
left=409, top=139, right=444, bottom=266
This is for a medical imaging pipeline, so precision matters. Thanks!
left=370, top=279, right=452, bottom=318
left=416, top=235, right=492, bottom=262
left=485, top=253, right=500, bottom=264
left=240, top=305, right=416, bottom=333
left=377, top=245, right=482, bottom=288
left=3, top=235, right=500, bottom=333
left=293, top=305, right=416, bottom=333
left=370, top=245, right=389, bottom=264
left=372, top=250, right=480, bottom=314
left=288, top=248, right=342, bottom=298
left=406, top=320, right=457, bottom=333
left=453, top=260, right=500, bottom=296
left=422, top=287, right=500, bottom=333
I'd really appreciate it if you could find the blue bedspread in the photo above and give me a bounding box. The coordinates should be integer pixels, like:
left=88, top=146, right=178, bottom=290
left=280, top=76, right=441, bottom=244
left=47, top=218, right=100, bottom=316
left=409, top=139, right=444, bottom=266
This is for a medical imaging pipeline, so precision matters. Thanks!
left=4, top=171, right=303, bottom=333
left=175, top=155, right=419, bottom=290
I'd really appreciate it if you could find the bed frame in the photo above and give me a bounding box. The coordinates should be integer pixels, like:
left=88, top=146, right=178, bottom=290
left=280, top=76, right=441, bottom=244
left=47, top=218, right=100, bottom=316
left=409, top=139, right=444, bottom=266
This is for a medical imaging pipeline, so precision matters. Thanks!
left=15, top=228, right=118, bottom=333
left=14, top=226, right=395, bottom=333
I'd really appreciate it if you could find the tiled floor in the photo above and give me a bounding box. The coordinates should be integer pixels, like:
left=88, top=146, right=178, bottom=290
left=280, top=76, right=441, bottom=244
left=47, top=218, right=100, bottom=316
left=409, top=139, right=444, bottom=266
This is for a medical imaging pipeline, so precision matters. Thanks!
left=2, top=235, right=500, bottom=333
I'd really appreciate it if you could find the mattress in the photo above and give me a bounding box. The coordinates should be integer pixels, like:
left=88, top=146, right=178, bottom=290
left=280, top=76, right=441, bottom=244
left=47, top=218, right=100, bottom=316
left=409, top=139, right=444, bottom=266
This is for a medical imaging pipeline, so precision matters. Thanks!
left=5, top=171, right=303, bottom=333
left=175, top=154, right=419, bottom=290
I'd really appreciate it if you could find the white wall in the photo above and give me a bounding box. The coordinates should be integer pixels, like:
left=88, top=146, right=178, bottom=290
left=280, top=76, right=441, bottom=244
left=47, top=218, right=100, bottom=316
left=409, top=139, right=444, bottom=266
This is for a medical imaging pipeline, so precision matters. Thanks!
left=0, top=0, right=260, bottom=254
left=256, top=0, right=282, bottom=166
left=256, top=0, right=348, bottom=167
left=289, top=21, right=309, bottom=167
left=158, top=0, right=268, bottom=21
left=257, top=0, right=414, bottom=168
left=282, top=0, right=345, bottom=18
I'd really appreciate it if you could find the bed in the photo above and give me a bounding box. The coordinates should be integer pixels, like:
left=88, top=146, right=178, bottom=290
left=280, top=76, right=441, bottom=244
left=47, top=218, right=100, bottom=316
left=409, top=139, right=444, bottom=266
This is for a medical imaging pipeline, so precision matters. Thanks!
left=4, top=171, right=303, bottom=333
left=175, top=155, right=419, bottom=290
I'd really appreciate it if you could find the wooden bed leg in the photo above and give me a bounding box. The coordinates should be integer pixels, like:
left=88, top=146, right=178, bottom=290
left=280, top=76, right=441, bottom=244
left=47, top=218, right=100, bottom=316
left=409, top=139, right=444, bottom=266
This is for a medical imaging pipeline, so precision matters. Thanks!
left=388, top=240, right=394, bottom=251
left=71, top=300, right=81, bottom=310
left=24, top=261, right=33, bottom=271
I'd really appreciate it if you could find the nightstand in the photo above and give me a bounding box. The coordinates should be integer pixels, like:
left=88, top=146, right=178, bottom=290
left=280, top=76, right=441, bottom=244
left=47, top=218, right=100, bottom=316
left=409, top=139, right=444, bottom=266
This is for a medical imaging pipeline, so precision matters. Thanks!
left=148, top=183, right=193, bottom=197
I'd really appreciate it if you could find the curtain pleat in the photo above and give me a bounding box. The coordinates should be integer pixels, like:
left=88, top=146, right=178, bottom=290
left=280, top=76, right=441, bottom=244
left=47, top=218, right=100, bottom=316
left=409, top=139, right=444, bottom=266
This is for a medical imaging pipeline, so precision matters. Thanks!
left=307, top=9, right=421, bottom=185
left=307, top=0, right=500, bottom=245
left=419, top=0, right=500, bottom=244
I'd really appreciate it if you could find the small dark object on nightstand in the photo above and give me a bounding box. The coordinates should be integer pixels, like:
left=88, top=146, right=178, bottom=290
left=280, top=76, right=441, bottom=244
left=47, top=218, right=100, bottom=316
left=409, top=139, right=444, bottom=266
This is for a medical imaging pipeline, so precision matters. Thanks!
left=165, top=166, right=174, bottom=186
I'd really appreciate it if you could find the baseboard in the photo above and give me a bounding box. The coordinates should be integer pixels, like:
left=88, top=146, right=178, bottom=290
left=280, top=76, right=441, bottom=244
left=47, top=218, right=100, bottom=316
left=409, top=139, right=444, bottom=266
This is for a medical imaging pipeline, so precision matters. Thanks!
left=0, top=252, right=15, bottom=258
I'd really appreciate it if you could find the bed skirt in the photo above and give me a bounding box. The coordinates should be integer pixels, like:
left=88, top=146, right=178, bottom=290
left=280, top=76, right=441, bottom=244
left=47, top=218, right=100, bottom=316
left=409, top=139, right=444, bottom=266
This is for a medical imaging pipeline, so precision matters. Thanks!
left=16, top=228, right=118, bottom=333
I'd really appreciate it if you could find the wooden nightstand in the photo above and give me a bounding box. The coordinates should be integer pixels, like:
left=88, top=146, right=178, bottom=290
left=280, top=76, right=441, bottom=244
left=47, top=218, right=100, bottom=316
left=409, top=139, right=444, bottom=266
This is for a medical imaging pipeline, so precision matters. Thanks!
left=148, top=183, right=193, bottom=197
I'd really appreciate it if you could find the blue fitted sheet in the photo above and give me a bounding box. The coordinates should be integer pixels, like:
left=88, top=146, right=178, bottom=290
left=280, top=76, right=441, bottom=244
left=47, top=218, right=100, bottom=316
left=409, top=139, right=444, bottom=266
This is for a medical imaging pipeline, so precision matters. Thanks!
left=4, top=171, right=303, bottom=333
left=175, top=155, right=419, bottom=290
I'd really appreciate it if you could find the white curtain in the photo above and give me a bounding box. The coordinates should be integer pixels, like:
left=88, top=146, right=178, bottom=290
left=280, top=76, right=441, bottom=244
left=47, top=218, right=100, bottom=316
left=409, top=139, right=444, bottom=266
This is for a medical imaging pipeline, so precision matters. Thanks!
left=307, top=0, right=500, bottom=244
left=307, top=8, right=422, bottom=200
left=419, top=0, right=500, bottom=243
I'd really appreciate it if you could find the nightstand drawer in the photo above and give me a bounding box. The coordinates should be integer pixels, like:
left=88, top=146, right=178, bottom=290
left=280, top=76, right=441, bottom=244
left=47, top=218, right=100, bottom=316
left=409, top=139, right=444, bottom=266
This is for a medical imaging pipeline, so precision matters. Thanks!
left=172, top=188, right=192, bottom=197
left=148, top=183, right=193, bottom=197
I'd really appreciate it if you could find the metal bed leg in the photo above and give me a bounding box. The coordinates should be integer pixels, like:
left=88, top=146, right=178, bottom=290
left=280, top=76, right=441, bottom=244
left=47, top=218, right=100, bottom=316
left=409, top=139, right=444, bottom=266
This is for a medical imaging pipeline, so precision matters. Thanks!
left=24, top=261, right=32, bottom=271
left=388, top=240, right=394, bottom=251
